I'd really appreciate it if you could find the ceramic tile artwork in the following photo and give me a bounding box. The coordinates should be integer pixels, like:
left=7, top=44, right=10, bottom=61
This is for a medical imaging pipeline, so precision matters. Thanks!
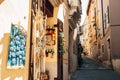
left=7, top=24, right=27, bottom=69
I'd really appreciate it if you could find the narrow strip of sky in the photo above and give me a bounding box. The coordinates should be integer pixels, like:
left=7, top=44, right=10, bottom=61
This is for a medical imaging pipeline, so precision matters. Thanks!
left=80, top=0, right=89, bottom=25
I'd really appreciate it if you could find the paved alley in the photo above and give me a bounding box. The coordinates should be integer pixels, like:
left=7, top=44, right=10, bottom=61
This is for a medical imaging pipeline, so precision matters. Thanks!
left=71, top=56, right=120, bottom=80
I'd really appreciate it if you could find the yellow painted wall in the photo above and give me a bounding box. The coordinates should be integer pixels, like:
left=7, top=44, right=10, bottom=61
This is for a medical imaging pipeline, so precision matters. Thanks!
left=45, top=7, right=58, bottom=80
left=45, top=28, right=58, bottom=63
left=46, top=7, right=58, bottom=28
left=86, top=0, right=97, bottom=57
left=0, top=0, right=31, bottom=79
left=46, top=7, right=58, bottom=63
left=84, top=16, right=91, bottom=56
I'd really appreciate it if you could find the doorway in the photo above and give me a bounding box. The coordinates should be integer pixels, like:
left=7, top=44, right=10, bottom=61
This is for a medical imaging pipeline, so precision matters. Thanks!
left=107, top=38, right=113, bottom=68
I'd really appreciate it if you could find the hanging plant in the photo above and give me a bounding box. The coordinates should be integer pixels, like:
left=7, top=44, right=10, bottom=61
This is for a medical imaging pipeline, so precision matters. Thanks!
left=58, top=50, right=65, bottom=54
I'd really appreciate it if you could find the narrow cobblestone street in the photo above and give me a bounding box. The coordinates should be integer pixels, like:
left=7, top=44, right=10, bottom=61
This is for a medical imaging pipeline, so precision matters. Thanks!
left=71, top=56, right=120, bottom=80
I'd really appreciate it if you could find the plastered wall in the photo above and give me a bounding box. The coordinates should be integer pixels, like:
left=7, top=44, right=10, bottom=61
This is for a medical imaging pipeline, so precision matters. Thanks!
left=0, top=0, right=31, bottom=79
left=46, top=7, right=58, bottom=80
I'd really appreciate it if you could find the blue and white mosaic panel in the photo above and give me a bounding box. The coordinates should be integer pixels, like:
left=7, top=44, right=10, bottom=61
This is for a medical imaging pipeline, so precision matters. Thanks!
left=7, top=24, right=27, bottom=69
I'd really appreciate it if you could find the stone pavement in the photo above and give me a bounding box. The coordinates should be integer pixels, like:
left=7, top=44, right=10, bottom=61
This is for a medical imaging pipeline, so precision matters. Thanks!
left=71, top=56, right=120, bottom=80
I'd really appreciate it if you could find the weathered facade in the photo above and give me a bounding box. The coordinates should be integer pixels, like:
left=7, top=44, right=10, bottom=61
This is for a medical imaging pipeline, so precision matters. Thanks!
left=83, top=0, right=99, bottom=58
left=30, top=0, right=82, bottom=80
left=64, top=0, right=82, bottom=80
left=0, top=0, right=31, bottom=80
left=30, top=0, right=60, bottom=80
left=100, top=0, right=120, bottom=73
left=81, top=17, right=91, bottom=56
left=0, top=0, right=82, bottom=80
left=83, top=0, right=120, bottom=74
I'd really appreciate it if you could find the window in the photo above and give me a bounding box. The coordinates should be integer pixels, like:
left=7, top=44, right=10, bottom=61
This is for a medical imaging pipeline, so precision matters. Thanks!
left=79, top=26, right=82, bottom=32
left=107, top=38, right=111, bottom=49
left=106, top=6, right=110, bottom=24
left=104, top=6, right=110, bottom=29
left=101, top=45, right=104, bottom=53
left=98, top=43, right=100, bottom=49
left=104, top=13, right=107, bottom=29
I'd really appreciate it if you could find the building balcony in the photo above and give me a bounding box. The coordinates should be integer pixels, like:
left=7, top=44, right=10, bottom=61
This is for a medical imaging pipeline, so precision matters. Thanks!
left=68, top=0, right=82, bottom=30
left=69, top=6, right=81, bottom=29
left=68, top=0, right=82, bottom=15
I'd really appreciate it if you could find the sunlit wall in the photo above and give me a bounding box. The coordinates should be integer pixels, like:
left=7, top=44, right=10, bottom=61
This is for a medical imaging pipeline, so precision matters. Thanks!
left=0, top=0, right=30, bottom=79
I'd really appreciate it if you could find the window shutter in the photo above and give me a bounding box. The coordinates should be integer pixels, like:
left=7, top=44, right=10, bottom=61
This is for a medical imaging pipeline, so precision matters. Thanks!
left=107, top=6, right=110, bottom=23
